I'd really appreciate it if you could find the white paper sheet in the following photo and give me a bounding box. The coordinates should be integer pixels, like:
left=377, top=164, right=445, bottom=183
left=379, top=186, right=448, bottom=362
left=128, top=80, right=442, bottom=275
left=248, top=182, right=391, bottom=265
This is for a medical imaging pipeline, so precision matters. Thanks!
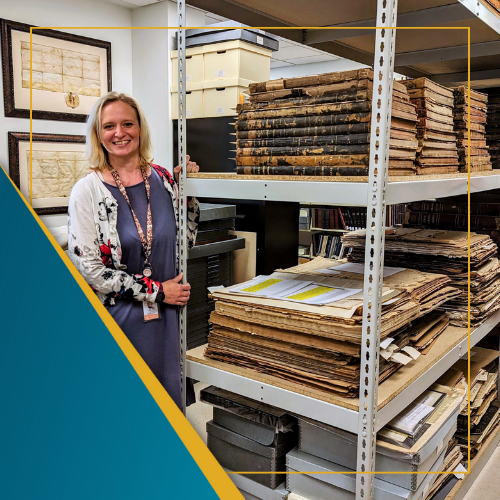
left=228, top=275, right=312, bottom=298
left=316, top=268, right=341, bottom=275
left=332, top=262, right=406, bottom=277
left=454, top=464, right=467, bottom=479
left=390, top=403, right=434, bottom=434
left=390, top=352, right=413, bottom=365
left=402, top=346, right=421, bottom=360
left=380, top=337, right=394, bottom=350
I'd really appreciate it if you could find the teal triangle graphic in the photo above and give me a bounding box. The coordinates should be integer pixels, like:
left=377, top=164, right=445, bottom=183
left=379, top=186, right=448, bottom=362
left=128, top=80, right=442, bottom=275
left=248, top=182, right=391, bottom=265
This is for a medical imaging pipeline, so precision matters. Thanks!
left=0, top=170, right=220, bottom=499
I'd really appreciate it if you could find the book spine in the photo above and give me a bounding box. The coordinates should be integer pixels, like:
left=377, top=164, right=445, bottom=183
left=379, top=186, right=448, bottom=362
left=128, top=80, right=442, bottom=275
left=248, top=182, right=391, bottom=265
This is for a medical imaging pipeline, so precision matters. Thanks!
left=236, top=123, right=371, bottom=140
left=239, top=100, right=372, bottom=121
left=236, top=133, right=372, bottom=148
left=236, top=154, right=369, bottom=167
left=237, top=144, right=371, bottom=156
left=338, top=208, right=347, bottom=230
left=249, top=79, right=373, bottom=102
left=240, top=89, right=373, bottom=111
left=235, top=165, right=369, bottom=175
left=236, top=112, right=372, bottom=131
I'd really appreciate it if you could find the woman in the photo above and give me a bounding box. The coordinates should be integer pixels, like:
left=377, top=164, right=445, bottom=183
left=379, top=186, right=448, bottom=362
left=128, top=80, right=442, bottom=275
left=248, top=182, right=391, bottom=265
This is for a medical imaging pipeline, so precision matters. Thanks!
left=68, top=91, right=200, bottom=409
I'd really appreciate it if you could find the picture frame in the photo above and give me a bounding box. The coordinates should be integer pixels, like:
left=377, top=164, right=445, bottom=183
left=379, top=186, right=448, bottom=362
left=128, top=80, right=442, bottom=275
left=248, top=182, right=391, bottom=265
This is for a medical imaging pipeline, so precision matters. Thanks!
left=1, top=18, right=111, bottom=121
left=8, top=131, right=88, bottom=215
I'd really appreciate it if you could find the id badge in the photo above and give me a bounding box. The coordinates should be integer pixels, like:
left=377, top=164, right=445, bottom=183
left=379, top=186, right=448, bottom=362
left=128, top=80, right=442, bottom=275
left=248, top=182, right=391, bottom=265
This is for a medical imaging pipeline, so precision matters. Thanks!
left=143, top=301, right=160, bottom=322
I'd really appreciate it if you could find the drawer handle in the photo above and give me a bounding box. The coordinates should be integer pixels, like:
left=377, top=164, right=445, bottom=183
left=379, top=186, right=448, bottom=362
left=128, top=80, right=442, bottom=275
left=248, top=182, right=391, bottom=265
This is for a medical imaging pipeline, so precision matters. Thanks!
left=217, top=50, right=226, bottom=54
left=216, top=88, right=226, bottom=91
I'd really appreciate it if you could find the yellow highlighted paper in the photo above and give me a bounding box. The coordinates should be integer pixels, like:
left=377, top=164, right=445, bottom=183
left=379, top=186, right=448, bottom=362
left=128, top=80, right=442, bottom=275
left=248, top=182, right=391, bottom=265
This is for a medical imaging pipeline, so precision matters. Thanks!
left=241, top=278, right=282, bottom=293
left=287, top=286, right=333, bottom=301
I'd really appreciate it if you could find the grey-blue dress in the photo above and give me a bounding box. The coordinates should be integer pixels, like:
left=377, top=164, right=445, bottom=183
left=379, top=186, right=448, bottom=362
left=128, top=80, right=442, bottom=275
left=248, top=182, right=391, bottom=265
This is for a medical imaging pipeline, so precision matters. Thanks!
left=104, top=169, right=194, bottom=409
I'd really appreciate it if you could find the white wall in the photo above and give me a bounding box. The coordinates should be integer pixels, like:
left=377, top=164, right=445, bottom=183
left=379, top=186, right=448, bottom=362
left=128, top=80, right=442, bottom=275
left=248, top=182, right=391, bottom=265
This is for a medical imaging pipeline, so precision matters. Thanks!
left=0, top=0, right=133, bottom=174
left=271, top=59, right=368, bottom=80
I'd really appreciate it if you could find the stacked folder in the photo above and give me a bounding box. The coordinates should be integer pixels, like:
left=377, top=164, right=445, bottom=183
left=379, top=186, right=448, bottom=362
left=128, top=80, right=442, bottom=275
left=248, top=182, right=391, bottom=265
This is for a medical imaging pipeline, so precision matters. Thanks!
left=343, top=228, right=500, bottom=327
left=453, top=87, right=492, bottom=172
left=486, top=91, right=500, bottom=169
left=234, top=68, right=418, bottom=176
left=401, top=78, right=459, bottom=175
left=205, top=257, right=459, bottom=397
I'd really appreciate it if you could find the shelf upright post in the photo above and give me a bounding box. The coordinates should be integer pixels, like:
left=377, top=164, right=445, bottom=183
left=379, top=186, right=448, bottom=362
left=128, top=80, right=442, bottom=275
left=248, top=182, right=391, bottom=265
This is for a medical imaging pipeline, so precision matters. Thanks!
left=356, top=0, right=398, bottom=498
left=177, top=0, right=188, bottom=415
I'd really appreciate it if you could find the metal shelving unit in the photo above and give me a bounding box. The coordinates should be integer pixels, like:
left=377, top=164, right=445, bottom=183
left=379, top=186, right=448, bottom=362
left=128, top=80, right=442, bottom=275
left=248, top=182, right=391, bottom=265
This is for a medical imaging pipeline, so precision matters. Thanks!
left=177, top=1, right=500, bottom=498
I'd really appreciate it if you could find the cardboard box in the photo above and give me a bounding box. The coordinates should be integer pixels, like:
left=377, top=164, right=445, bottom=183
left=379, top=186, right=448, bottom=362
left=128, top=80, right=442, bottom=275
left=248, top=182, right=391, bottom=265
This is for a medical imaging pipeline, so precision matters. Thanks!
left=203, top=40, right=271, bottom=82
left=170, top=87, right=203, bottom=119
left=170, top=46, right=204, bottom=86
left=203, top=78, right=252, bottom=117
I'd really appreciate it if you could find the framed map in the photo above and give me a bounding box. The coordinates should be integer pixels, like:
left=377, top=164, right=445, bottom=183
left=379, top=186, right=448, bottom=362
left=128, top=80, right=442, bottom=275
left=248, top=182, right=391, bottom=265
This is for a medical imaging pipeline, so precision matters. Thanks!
left=1, top=19, right=111, bottom=121
left=9, top=132, right=89, bottom=215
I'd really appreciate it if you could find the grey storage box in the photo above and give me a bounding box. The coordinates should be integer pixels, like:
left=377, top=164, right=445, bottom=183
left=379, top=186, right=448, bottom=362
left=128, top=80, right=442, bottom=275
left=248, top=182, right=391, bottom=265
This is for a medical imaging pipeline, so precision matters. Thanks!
left=207, top=420, right=294, bottom=489
left=297, top=406, right=458, bottom=491
left=175, top=22, right=279, bottom=51
left=201, top=386, right=298, bottom=447
left=286, top=447, right=446, bottom=500
left=225, top=468, right=288, bottom=500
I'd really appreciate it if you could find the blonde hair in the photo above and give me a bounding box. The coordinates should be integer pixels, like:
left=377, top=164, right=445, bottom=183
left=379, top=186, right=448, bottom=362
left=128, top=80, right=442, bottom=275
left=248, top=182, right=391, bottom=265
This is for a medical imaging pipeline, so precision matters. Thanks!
left=86, top=91, right=154, bottom=171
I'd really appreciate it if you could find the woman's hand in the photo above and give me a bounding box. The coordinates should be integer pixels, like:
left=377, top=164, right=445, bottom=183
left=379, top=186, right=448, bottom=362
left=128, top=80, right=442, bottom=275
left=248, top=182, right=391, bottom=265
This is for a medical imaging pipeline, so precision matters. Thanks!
left=161, top=273, right=191, bottom=306
left=174, top=154, right=200, bottom=183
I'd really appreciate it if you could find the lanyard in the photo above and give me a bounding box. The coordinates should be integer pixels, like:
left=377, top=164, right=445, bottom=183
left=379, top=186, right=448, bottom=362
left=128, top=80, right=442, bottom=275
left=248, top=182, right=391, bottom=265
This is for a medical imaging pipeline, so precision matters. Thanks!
left=108, top=165, right=154, bottom=277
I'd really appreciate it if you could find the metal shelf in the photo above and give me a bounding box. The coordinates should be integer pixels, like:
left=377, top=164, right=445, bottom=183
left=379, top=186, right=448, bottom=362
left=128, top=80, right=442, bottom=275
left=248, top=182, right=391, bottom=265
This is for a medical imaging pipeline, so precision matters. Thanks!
left=187, top=173, right=500, bottom=206
left=187, top=308, right=500, bottom=433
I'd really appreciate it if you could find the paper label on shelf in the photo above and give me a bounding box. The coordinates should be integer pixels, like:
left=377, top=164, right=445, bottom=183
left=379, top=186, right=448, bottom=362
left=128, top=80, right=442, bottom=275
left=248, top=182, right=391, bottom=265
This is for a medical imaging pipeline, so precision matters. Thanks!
left=454, top=464, right=467, bottom=479
left=217, top=70, right=225, bottom=77
left=380, top=338, right=394, bottom=349
left=331, top=262, right=406, bottom=277
left=186, top=110, right=191, bottom=117
left=257, top=35, right=264, bottom=45
left=316, top=268, right=341, bottom=275
left=186, top=74, right=191, bottom=82
left=283, top=285, right=361, bottom=305
left=390, top=352, right=413, bottom=365
left=216, top=107, right=224, bottom=114
left=402, top=346, right=421, bottom=360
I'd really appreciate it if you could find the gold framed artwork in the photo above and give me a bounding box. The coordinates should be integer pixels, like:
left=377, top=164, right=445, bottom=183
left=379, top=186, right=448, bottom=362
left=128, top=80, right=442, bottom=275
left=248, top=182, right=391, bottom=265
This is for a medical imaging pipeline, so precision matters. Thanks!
left=1, top=18, right=111, bottom=121
left=9, top=132, right=89, bottom=215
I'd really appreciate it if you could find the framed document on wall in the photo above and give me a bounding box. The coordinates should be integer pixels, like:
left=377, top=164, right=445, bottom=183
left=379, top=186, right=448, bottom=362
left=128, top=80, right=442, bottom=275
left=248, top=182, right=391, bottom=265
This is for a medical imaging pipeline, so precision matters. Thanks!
left=1, top=18, right=111, bottom=121
left=8, top=132, right=89, bottom=215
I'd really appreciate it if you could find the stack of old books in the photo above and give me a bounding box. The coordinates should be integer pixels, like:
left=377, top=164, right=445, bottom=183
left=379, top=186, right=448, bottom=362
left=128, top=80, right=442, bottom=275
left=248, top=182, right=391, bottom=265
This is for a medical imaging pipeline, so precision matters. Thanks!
left=401, top=78, right=459, bottom=175
left=234, top=68, right=418, bottom=176
left=205, top=257, right=459, bottom=397
left=486, top=91, right=500, bottom=169
left=343, top=228, right=500, bottom=327
left=453, top=87, right=492, bottom=172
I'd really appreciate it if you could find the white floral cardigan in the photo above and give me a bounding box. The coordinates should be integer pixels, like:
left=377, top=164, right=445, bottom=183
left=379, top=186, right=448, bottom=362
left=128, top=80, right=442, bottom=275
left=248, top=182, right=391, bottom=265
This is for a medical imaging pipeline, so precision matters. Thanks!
left=68, top=164, right=199, bottom=306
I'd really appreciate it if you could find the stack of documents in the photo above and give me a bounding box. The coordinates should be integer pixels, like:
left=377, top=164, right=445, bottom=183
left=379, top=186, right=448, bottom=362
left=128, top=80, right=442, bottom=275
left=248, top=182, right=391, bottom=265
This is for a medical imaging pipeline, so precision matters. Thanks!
left=343, top=228, right=500, bottom=327
left=205, top=258, right=460, bottom=397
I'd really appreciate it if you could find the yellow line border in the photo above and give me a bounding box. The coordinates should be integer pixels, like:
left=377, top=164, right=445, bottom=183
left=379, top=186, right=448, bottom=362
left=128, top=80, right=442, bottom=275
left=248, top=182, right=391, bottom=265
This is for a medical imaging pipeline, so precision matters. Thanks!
left=26, top=25, right=471, bottom=482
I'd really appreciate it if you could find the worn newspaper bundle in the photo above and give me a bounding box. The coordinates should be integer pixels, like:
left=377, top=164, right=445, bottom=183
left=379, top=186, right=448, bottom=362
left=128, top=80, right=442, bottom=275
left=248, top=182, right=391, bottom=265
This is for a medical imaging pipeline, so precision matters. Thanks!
left=205, top=257, right=460, bottom=397
left=486, top=91, right=500, bottom=169
left=234, top=68, right=418, bottom=176
left=453, top=347, right=500, bottom=460
left=453, top=87, right=492, bottom=172
left=343, top=228, right=500, bottom=327
left=401, top=78, right=459, bottom=175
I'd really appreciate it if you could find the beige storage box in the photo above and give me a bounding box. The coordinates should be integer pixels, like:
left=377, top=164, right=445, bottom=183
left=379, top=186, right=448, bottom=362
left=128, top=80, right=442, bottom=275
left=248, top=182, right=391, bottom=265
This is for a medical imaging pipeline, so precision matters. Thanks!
left=202, top=78, right=252, bottom=117
left=170, top=85, right=203, bottom=119
left=170, top=46, right=204, bottom=87
left=203, top=40, right=271, bottom=82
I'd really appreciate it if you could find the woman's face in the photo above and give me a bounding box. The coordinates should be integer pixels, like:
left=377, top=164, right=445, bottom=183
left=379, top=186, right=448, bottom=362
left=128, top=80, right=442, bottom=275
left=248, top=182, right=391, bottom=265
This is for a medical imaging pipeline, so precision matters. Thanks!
left=100, top=101, right=141, bottom=162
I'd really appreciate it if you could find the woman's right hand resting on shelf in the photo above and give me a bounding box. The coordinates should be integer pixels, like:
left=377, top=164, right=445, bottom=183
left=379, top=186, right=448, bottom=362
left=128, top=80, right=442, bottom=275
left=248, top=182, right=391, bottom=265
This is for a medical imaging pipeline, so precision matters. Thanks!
left=161, top=273, right=191, bottom=306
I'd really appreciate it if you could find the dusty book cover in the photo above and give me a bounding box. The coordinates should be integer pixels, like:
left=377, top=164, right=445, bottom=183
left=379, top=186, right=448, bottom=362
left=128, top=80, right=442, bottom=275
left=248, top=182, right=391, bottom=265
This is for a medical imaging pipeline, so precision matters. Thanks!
left=238, top=100, right=372, bottom=121
left=248, top=68, right=374, bottom=94
left=401, top=77, right=454, bottom=98
left=236, top=122, right=370, bottom=139
left=236, top=133, right=372, bottom=149
left=235, top=154, right=370, bottom=166
left=235, top=165, right=369, bottom=176
left=249, top=79, right=373, bottom=102
left=235, top=112, right=372, bottom=131
left=417, top=109, right=454, bottom=124
left=237, top=144, right=371, bottom=157
left=406, top=88, right=454, bottom=107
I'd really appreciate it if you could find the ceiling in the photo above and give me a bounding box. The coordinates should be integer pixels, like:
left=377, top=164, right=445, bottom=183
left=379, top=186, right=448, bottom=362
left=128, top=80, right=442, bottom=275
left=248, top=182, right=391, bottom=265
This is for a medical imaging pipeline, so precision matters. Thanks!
left=186, top=0, right=500, bottom=88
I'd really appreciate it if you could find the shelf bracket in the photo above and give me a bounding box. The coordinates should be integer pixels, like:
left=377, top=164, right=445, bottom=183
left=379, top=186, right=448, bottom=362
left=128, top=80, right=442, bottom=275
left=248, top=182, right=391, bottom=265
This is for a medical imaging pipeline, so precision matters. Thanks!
left=356, top=0, right=398, bottom=498
left=177, top=0, right=188, bottom=415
